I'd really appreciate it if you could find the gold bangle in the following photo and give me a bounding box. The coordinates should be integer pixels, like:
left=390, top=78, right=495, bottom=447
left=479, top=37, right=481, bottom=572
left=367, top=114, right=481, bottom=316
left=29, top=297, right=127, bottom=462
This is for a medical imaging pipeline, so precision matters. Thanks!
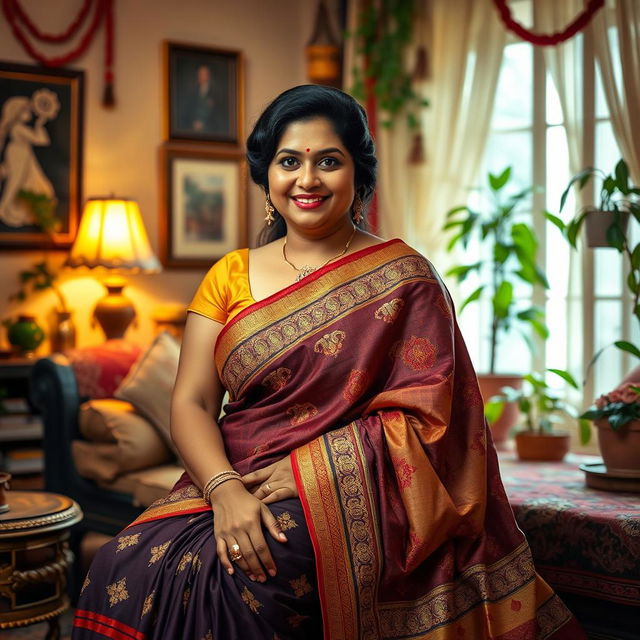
left=202, top=470, right=241, bottom=504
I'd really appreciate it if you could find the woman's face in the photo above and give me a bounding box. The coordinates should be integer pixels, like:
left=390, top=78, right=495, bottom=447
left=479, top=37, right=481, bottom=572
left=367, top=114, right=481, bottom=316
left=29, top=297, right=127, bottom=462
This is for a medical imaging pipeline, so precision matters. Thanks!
left=267, top=117, right=355, bottom=235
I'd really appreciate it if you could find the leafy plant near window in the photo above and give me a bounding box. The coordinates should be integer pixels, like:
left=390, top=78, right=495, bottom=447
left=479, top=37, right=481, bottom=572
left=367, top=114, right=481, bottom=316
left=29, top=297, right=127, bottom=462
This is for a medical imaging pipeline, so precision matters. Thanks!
left=443, top=167, right=549, bottom=374
left=349, top=0, right=429, bottom=128
left=551, top=159, right=640, bottom=362
left=485, top=368, right=591, bottom=444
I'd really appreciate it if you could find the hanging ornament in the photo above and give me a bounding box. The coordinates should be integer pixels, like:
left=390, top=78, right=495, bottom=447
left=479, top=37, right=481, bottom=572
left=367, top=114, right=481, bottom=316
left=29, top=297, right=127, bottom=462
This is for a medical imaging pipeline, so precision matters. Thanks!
left=306, top=0, right=341, bottom=88
left=492, top=0, right=604, bottom=46
left=1, top=0, right=116, bottom=107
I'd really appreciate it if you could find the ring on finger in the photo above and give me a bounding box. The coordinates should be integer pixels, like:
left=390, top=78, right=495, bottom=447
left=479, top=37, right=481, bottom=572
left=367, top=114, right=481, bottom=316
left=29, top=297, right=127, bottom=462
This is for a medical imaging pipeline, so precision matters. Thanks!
left=229, top=543, right=243, bottom=562
left=264, top=482, right=272, bottom=492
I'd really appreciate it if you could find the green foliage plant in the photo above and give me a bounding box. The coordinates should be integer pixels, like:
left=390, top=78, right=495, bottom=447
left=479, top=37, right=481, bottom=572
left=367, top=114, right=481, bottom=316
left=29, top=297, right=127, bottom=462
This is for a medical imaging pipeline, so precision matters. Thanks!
left=349, top=0, right=429, bottom=129
left=7, top=190, right=68, bottom=312
left=580, top=382, right=640, bottom=430
left=443, top=167, right=549, bottom=374
left=485, top=368, right=592, bottom=444
left=550, top=158, right=640, bottom=362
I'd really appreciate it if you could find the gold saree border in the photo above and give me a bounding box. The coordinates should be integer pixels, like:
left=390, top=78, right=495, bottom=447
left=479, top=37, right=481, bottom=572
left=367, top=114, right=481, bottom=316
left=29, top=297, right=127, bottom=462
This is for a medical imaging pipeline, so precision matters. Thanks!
left=293, top=422, right=382, bottom=640
left=125, top=486, right=210, bottom=529
left=216, top=241, right=434, bottom=399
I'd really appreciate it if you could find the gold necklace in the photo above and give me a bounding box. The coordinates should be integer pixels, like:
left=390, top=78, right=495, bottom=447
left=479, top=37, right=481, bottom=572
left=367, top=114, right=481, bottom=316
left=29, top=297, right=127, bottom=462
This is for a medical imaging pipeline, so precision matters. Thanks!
left=282, top=226, right=357, bottom=282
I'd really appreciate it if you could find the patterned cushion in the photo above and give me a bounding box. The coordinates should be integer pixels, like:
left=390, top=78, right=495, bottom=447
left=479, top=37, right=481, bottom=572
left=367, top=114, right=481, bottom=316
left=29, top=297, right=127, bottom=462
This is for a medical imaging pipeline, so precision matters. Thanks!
left=65, top=340, right=143, bottom=398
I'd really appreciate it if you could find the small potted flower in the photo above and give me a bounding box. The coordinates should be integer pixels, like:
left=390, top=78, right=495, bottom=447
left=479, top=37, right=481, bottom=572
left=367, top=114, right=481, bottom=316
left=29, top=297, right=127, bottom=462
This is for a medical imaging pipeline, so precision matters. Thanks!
left=485, top=369, right=590, bottom=461
left=581, top=382, right=640, bottom=474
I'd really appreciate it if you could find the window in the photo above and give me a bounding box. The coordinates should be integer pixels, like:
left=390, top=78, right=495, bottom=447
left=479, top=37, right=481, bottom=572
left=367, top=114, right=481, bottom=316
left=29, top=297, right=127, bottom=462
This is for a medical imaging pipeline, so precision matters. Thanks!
left=457, top=1, right=626, bottom=444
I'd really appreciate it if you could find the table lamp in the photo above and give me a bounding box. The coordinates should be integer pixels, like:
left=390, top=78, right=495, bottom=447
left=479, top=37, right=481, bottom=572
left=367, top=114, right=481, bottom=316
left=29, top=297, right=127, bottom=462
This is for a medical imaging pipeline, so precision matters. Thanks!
left=66, top=197, right=161, bottom=339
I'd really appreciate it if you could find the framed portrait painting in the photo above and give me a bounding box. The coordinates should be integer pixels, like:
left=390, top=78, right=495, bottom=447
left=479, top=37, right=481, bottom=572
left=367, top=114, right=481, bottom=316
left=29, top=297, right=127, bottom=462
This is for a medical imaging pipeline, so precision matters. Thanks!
left=160, top=147, right=247, bottom=268
left=0, top=62, right=83, bottom=249
left=165, top=41, right=244, bottom=145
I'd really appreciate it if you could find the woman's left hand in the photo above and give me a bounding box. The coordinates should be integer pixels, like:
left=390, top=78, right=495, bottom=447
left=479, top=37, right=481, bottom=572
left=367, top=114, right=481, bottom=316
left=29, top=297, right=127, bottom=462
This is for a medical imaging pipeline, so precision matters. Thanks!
left=241, top=455, right=299, bottom=504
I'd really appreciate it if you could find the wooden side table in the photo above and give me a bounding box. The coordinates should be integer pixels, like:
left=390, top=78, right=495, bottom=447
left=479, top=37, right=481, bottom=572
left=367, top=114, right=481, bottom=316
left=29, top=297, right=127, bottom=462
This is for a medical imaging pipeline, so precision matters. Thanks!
left=0, top=490, right=83, bottom=638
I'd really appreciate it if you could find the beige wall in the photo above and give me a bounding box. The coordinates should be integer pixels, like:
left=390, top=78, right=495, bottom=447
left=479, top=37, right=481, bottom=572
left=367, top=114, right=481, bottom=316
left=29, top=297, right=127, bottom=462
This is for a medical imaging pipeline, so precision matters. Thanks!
left=0, top=0, right=315, bottom=349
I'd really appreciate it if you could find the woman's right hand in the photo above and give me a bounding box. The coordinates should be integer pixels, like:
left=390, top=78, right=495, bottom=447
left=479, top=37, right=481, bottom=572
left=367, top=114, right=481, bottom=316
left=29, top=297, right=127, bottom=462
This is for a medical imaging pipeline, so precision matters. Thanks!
left=210, top=479, right=288, bottom=582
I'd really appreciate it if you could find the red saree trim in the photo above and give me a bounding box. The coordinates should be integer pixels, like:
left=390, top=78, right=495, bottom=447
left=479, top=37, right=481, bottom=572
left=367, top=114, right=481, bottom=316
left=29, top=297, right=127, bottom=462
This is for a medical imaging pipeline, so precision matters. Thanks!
left=216, top=237, right=404, bottom=344
left=74, top=609, right=145, bottom=640
left=125, top=504, right=210, bottom=529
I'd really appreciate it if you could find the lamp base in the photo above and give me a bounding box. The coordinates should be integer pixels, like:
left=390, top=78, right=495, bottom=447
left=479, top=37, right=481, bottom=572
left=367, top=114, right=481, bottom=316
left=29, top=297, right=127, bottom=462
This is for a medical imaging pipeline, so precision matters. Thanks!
left=94, top=276, right=136, bottom=340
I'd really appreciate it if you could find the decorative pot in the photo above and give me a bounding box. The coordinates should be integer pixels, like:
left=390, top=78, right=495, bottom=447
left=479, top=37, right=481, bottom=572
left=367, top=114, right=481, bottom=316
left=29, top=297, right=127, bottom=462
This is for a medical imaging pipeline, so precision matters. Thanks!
left=7, top=314, right=45, bottom=358
left=595, top=418, right=640, bottom=474
left=478, top=374, right=522, bottom=448
left=514, top=431, right=570, bottom=462
left=50, top=309, right=76, bottom=353
left=585, top=209, right=629, bottom=248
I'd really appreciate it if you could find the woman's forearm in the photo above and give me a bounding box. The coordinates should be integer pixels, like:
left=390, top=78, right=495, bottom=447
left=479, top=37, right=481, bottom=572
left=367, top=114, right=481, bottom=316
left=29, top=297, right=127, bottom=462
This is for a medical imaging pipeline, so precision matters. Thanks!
left=170, top=399, right=235, bottom=489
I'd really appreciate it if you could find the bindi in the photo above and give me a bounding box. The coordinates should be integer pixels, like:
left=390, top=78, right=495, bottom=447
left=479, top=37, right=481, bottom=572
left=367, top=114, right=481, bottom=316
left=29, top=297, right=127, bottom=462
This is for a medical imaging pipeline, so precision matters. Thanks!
left=306, top=148, right=311, bottom=153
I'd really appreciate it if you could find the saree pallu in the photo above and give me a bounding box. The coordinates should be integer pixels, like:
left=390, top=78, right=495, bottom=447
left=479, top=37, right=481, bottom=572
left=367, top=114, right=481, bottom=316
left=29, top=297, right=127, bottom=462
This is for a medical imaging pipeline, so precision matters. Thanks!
left=74, top=239, right=585, bottom=640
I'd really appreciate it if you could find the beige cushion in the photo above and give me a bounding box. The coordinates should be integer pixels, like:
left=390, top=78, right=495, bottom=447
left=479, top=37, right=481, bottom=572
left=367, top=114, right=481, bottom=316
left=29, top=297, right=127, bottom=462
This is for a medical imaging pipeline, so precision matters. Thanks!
left=77, top=398, right=173, bottom=474
left=114, top=332, right=180, bottom=453
left=96, top=464, right=185, bottom=507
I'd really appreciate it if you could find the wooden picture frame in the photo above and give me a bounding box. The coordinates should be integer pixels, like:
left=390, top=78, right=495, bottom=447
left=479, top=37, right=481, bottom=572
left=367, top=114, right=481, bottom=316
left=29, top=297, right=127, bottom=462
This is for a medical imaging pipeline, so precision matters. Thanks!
left=0, top=62, right=83, bottom=249
left=160, top=146, right=247, bottom=269
left=164, top=41, right=244, bottom=145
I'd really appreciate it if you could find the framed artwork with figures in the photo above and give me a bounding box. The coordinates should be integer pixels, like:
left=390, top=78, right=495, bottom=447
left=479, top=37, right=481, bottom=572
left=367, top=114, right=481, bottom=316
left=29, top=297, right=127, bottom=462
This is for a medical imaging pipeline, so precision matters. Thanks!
left=0, top=62, right=84, bottom=249
left=164, top=41, right=244, bottom=145
left=160, top=146, right=247, bottom=268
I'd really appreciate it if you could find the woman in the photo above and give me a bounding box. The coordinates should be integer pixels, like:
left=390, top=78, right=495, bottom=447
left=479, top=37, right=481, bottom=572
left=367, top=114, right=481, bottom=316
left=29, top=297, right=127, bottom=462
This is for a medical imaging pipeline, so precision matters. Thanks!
left=74, top=85, right=585, bottom=639
left=0, top=95, right=56, bottom=227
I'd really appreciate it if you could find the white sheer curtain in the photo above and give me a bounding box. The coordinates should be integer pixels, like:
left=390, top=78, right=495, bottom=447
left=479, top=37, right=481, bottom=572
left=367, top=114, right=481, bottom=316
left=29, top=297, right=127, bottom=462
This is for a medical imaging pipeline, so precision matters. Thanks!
left=592, top=0, right=640, bottom=183
left=374, top=0, right=506, bottom=273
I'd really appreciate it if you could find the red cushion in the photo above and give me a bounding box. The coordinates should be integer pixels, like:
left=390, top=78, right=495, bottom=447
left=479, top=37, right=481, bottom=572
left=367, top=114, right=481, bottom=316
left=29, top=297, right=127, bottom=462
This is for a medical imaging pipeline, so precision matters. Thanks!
left=65, top=340, right=143, bottom=398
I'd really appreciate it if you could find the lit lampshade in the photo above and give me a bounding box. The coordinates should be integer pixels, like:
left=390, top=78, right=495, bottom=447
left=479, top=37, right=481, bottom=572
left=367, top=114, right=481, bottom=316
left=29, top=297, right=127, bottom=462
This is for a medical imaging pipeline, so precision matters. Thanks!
left=67, top=197, right=161, bottom=340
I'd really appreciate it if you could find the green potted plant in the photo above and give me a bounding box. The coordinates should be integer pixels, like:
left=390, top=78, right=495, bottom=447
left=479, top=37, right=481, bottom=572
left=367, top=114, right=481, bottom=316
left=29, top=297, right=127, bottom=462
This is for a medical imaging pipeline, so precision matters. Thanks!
left=443, top=167, right=549, bottom=444
left=580, top=382, right=640, bottom=473
left=553, top=158, right=640, bottom=249
left=485, top=368, right=591, bottom=461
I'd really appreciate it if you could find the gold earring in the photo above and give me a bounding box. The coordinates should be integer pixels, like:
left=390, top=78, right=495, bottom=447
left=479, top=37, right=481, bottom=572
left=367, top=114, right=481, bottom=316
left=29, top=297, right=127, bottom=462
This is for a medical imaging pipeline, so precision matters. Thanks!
left=352, top=196, right=364, bottom=225
left=265, top=195, right=275, bottom=226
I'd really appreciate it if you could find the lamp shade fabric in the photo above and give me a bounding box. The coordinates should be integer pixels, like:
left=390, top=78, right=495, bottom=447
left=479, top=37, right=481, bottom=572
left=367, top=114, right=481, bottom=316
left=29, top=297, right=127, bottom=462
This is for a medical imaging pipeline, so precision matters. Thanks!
left=67, top=198, right=161, bottom=272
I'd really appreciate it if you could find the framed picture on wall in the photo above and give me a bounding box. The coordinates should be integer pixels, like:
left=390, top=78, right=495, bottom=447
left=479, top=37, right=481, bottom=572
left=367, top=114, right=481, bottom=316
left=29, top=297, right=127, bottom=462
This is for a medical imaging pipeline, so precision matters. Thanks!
left=0, top=62, right=83, bottom=249
left=164, top=41, right=244, bottom=145
left=160, top=146, right=247, bottom=268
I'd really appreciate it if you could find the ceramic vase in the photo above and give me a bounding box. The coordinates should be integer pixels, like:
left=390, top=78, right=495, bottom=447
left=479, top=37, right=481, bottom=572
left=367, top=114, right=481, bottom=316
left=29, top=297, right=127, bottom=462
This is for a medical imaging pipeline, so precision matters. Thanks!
left=514, top=431, right=570, bottom=462
left=7, top=314, right=45, bottom=358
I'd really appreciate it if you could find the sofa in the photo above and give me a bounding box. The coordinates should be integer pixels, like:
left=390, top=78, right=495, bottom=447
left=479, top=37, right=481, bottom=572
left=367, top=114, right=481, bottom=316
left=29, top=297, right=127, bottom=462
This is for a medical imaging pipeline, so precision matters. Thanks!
left=30, top=333, right=185, bottom=538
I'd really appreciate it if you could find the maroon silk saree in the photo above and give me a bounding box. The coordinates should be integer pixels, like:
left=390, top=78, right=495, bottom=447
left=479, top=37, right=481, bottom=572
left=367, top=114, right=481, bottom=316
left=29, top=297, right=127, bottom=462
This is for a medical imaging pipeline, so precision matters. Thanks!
left=119, top=239, right=584, bottom=639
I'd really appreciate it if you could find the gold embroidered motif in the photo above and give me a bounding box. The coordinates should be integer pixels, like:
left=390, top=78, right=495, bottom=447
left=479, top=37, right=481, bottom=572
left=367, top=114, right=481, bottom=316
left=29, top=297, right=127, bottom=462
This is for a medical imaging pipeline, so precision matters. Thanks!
left=241, top=586, right=262, bottom=614
left=343, top=369, right=369, bottom=402
left=393, top=456, right=418, bottom=489
left=262, top=367, right=292, bottom=391
left=374, top=297, right=405, bottom=324
left=148, top=540, right=172, bottom=566
left=116, top=533, right=141, bottom=552
left=313, top=330, right=346, bottom=357
left=249, top=441, right=272, bottom=456
left=183, top=586, right=191, bottom=611
left=289, top=574, right=313, bottom=597
left=81, top=572, right=90, bottom=594
left=141, top=591, right=155, bottom=617
left=177, top=551, right=193, bottom=574
left=106, top=577, right=129, bottom=607
left=286, top=403, right=318, bottom=427
left=192, top=551, right=202, bottom=574
left=276, top=512, right=299, bottom=531
left=202, top=630, right=213, bottom=640
left=287, top=614, right=306, bottom=628
left=391, top=335, right=438, bottom=371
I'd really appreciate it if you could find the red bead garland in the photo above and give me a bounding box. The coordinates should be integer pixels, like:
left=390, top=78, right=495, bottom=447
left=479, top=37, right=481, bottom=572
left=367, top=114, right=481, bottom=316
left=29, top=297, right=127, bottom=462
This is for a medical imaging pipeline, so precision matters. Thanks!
left=492, top=0, right=605, bottom=46
left=1, top=0, right=115, bottom=107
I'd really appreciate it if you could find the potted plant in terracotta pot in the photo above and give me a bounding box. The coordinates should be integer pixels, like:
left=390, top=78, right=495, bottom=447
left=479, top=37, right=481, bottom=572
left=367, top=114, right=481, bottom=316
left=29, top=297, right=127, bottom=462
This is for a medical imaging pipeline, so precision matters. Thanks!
left=443, top=167, right=549, bottom=445
left=554, top=158, right=639, bottom=249
left=581, top=382, right=640, bottom=474
left=485, top=369, right=590, bottom=461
